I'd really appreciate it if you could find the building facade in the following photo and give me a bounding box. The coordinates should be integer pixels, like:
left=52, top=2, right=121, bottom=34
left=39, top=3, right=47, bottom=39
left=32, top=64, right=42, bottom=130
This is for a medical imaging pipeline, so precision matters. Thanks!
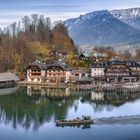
left=46, top=61, right=72, bottom=83
left=26, top=60, right=72, bottom=83
left=91, top=58, right=140, bottom=84
left=26, top=60, right=46, bottom=83
left=71, top=69, right=91, bottom=84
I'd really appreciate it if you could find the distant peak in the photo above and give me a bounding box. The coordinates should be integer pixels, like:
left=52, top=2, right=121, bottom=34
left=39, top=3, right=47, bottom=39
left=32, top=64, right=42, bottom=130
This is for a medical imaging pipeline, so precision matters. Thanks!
left=111, top=7, right=140, bottom=18
left=76, top=10, right=113, bottom=21
left=84, top=10, right=111, bottom=17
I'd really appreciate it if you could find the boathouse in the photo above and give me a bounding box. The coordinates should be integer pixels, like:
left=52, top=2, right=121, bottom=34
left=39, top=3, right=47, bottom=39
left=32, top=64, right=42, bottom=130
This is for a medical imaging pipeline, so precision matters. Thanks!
left=0, top=72, right=19, bottom=88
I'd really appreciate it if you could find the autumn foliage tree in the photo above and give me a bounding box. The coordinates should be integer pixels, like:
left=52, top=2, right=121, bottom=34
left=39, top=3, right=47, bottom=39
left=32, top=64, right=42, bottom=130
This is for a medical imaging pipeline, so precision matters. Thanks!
left=52, top=22, right=75, bottom=52
left=0, top=14, right=76, bottom=73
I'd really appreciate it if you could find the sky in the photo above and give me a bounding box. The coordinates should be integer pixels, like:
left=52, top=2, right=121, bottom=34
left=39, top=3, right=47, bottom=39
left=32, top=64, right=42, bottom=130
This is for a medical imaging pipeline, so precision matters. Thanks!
left=0, top=0, right=140, bottom=27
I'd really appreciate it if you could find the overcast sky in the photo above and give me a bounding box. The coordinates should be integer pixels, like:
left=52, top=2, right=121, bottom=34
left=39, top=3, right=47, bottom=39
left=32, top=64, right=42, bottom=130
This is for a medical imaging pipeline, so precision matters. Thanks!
left=0, top=0, right=140, bottom=27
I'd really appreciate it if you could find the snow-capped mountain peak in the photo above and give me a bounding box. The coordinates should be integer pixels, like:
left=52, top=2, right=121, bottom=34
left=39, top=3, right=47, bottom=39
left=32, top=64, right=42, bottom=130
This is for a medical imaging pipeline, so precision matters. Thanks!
left=65, top=8, right=140, bottom=47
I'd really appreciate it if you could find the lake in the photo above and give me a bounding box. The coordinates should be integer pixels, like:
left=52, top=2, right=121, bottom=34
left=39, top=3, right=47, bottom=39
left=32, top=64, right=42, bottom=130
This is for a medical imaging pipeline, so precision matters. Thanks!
left=0, top=86, right=140, bottom=140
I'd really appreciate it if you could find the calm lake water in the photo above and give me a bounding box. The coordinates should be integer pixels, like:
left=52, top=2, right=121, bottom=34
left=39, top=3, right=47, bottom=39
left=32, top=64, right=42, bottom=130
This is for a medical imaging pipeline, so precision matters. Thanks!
left=0, top=86, right=140, bottom=140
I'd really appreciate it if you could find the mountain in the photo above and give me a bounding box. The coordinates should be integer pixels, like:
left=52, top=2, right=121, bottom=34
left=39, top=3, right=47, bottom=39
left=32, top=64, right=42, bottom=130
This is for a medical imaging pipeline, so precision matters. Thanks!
left=111, top=8, right=140, bottom=29
left=65, top=10, right=140, bottom=47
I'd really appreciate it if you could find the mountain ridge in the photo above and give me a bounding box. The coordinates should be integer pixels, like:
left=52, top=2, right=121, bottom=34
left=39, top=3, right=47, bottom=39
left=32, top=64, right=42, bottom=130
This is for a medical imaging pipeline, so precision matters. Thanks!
left=111, top=8, right=140, bottom=30
left=65, top=8, right=140, bottom=47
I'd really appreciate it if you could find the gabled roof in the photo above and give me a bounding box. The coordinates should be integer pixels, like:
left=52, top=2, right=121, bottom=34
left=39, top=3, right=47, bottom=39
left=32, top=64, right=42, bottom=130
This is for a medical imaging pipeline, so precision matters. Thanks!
left=72, top=69, right=89, bottom=74
left=0, top=73, right=19, bottom=82
left=27, top=60, right=46, bottom=70
left=79, top=52, right=90, bottom=57
left=91, top=60, right=140, bottom=68
left=125, top=61, right=140, bottom=67
left=46, top=61, right=73, bottom=71
left=91, top=62, right=111, bottom=68
left=79, top=51, right=108, bottom=58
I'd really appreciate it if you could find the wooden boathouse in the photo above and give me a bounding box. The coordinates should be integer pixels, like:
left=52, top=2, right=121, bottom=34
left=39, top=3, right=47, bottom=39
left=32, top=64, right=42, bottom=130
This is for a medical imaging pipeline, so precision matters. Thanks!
left=0, top=72, right=19, bottom=88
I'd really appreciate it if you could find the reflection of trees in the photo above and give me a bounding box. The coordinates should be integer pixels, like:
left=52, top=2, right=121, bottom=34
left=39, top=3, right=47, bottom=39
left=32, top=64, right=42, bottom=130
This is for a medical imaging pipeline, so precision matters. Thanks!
left=0, top=87, right=74, bottom=130
left=0, top=86, right=140, bottom=130
left=0, top=87, right=91, bottom=130
left=88, top=92, right=140, bottom=113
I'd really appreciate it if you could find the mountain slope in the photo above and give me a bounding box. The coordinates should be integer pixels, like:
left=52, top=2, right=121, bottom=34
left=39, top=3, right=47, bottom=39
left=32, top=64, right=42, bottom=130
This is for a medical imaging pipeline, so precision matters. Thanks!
left=65, top=10, right=140, bottom=47
left=111, top=8, right=140, bottom=29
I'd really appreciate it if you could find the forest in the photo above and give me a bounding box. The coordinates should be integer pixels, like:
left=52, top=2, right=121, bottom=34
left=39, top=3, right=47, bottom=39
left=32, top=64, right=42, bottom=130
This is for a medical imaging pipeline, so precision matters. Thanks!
left=1, top=14, right=140, bottom=76
left=0, top=14, right=76, bottom=73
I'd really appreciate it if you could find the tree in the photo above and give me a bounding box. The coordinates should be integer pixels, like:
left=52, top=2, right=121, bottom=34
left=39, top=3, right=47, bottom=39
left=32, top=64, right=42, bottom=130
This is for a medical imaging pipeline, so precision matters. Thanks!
left=45, top=17, right=51, bottom=43
left=0, top=14, right=76, bottom=73
left=37, top=18, right=45, bottom=40
left=11, top=22, right=17, bottom=38
left=31, top=14, right=38, bottom=33
left=135, top=48, right=140, bottom=60
left=121, top=49, right=132, bottom=60
left=22, top=16, right=30, bottom=32
left=52, top=22, right=75, bottom=52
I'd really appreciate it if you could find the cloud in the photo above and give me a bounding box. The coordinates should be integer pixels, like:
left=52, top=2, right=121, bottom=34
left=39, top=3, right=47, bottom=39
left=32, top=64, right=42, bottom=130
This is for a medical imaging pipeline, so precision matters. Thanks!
left=0, top=10, right=85, bottom=27
left=0, top=0, right=140, bottom=27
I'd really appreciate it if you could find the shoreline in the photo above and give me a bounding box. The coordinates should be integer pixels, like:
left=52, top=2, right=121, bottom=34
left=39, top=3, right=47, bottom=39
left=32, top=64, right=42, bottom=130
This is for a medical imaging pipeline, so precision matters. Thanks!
left=17, top=81, right=94, bottom=90
left=17, top=81, right=140, bottom=93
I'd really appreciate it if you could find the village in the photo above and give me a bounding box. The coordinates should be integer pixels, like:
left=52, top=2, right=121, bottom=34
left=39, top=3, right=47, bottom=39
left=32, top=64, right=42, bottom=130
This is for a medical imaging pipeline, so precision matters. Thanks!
left=0, top=48, right=140, bottom=93
left=18, top=49, right=140, bottom=92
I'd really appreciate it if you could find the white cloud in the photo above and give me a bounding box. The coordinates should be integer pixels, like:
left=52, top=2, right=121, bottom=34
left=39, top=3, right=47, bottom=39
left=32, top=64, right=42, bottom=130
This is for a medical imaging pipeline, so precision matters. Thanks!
left=0, top=10, right=84, bottom=27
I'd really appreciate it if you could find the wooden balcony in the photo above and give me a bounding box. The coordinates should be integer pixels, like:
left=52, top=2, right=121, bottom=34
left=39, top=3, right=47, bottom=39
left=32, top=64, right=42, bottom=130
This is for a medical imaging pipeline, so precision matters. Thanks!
left=47, top=72, right=66, bottom=75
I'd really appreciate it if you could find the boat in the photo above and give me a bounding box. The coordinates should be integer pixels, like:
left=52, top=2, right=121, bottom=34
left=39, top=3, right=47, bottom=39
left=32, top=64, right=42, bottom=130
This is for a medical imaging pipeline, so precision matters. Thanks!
left=56, top=116, right=94, bottom=126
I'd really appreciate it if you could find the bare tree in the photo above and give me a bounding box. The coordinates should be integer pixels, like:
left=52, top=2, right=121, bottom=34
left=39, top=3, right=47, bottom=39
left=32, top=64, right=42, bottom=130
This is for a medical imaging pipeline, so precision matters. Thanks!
left=31, top=14, right=38, bottom=32
left=11, top=22, right=17, bottom=38
left=22, top=16, right=30, bottom=32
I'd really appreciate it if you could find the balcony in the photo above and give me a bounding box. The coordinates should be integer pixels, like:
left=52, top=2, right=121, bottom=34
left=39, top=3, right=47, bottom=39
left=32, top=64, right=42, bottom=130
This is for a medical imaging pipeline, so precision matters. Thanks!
left=47, top=72, right=66, bottom=75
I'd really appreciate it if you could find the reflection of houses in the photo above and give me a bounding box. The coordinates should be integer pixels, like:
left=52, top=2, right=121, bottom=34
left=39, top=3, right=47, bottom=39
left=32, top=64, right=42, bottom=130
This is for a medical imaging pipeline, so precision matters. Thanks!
left=27, top=86, right=46, bottom=96
left=27, top=86, right=71, bottom=100
left=91, top=92, right=104, bottom=101
left=91, top=58, right=140, bottom=84
left=46, top=88, right=70, bottom=99
left=26, top=60, right=73, bottom=83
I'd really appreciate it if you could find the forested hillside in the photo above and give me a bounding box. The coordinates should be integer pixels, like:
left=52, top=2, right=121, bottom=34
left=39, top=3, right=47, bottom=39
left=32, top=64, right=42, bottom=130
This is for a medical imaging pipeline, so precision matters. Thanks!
left=0, top=14, right=76, bottom=73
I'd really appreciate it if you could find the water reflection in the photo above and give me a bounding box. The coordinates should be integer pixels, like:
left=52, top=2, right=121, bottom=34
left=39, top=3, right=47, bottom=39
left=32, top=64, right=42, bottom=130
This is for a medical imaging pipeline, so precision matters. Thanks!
left=0, top=86, right=140, bottom=130
left=91, top=91, right=140, bottom=106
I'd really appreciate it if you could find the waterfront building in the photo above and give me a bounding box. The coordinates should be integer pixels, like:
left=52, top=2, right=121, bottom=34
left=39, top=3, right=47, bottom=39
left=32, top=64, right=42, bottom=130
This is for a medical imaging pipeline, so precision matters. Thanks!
left=91, top=58, right=140, bottom=84
left=0, top=72, right=19, bottom=88
left=26, top=60, right=46, bottom=83
left=71, top=69, right=92, bottom=84
left=46, top=61, right=73, bottom=83
left=26, top=60, right=73, bottom=83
